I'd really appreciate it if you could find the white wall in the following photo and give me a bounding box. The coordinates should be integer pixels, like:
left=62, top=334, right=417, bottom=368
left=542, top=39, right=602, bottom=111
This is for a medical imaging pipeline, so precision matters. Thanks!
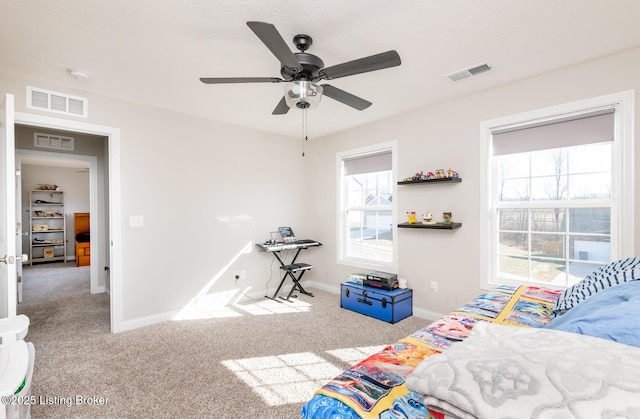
left=1, top=73, right=309, bottom=326
left=2, top=47, right=638, bottom=328
left=307, top=47, right=640, bottom=317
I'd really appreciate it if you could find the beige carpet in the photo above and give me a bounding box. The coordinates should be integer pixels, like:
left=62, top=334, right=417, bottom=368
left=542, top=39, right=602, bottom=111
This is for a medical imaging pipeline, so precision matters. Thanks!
left=17, top=262, right=430, bottom=418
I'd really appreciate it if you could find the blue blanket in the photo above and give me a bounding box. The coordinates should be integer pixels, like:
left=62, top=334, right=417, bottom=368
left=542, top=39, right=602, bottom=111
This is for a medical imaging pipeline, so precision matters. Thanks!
left=544, top=280, right=640, bottom=348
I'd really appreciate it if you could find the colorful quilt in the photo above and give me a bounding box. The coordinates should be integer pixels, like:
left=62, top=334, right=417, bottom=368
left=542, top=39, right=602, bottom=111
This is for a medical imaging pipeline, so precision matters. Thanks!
left=301, top=285, right=562, bottom=419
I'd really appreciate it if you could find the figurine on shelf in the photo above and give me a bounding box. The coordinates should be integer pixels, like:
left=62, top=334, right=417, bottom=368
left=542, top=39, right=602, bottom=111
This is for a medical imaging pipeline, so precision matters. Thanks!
left=407, top=211, right=417, bottom=224
left=427, top=171, right=436, bottom=180
left=435, top=169, right=445, bottom=179
left=422, top=213, right=437, bottom=225
left=443, top=212, right=453, bottom=224
left=446, top=169, right=459, bottom=179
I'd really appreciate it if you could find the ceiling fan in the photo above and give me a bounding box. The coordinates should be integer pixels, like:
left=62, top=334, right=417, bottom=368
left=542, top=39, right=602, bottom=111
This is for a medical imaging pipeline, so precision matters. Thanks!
left=200, top=21, right=401, bottom=115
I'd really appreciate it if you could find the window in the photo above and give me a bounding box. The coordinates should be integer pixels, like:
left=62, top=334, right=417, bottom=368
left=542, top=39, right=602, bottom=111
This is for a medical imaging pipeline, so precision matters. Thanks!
left=480, top=92, right=634, bottom=289
left=337, top=142, right=397, bottom=271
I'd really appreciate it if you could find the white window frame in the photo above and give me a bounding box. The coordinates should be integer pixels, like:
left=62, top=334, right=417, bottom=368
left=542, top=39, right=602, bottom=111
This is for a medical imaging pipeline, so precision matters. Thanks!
left=336, top=141, right=398, bottom=272
left=479, top=91, right=634, bottom=289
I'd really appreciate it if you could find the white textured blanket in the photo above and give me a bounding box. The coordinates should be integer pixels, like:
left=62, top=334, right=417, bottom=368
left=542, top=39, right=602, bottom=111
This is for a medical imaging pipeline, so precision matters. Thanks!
left=406, top=322, right=640, bottom=419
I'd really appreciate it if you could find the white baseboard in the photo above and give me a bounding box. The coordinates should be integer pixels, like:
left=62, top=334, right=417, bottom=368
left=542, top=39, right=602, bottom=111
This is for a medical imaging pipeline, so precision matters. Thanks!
left=303, top=280, right=340, bottom=295
left=91, top=286, right=106, bottom=294
left=119, top=309, right=181, bottom=332
left=119, top=285, right=298, bottom=332
left=118, top=282, right=444, bottom=332
left=412, top=307, right=444, bottom=322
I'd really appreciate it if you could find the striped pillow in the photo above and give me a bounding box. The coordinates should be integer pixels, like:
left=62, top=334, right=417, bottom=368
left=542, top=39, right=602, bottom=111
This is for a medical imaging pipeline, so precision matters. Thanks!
left=552, top=257, right=640, bottom=317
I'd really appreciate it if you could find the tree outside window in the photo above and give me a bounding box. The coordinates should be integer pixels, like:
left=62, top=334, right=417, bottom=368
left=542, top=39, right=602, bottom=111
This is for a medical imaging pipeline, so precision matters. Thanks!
left=496, top=141, right=612, bottom=287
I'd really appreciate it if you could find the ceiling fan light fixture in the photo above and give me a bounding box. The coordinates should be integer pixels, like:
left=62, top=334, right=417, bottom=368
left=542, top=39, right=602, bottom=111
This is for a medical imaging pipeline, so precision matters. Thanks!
left=283, top=81, right=323, bottom=110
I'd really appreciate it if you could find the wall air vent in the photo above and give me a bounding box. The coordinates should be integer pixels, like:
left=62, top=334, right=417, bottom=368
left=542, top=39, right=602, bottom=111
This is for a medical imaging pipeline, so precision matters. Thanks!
left=26, top=86, right=88, bottom=118
left=33, top=132, right=75, bottom=151
left=446, top=62, right=492, bottom=82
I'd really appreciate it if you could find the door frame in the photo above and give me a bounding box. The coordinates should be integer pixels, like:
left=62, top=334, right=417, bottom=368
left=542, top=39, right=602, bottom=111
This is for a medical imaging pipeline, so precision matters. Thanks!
left=1, top=94, right=16, bottom=318
left=16, top=149, right=99, bottom=292
left=14, top=111, right=123, bottom=333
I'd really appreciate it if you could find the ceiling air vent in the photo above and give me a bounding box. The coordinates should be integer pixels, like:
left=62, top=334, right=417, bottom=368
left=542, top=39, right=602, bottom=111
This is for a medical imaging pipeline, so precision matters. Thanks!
left=26, top=86, right=88, bottom=118
left=34, top=132, right=75, bottom=151
left=446, top=62, right=492, bottom=82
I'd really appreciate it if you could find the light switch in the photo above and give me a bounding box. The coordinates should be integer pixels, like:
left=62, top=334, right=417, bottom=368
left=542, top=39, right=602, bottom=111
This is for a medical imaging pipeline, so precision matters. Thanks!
left=129, top=215, right=144, bottom=227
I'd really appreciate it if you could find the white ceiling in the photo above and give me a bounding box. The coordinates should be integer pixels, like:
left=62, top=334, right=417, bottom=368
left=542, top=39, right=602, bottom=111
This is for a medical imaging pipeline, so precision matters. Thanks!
left=2, top=1, right=639, bottom=140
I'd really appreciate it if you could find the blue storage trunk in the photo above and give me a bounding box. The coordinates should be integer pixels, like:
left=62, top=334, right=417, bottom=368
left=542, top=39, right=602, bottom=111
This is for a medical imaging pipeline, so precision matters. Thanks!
left=340, top=282, right=413, bottom=324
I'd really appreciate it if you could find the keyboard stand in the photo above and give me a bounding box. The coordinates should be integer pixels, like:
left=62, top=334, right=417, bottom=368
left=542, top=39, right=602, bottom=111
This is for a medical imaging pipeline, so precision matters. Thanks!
left=266, top=246, right=315, bottom=302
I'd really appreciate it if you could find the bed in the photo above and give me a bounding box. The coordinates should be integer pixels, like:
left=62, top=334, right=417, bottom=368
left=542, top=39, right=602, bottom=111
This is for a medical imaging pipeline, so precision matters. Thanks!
left=301, top=257, right=640, bottom=419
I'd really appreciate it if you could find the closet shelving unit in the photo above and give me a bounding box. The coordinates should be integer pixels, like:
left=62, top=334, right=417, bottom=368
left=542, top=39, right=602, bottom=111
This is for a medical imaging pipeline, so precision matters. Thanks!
left=29, top=190, right=66, bottom=265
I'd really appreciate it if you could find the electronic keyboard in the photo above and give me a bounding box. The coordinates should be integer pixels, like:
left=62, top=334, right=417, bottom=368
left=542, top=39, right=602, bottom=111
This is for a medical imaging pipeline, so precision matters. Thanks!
left=256, top=240, right=322, bottom=252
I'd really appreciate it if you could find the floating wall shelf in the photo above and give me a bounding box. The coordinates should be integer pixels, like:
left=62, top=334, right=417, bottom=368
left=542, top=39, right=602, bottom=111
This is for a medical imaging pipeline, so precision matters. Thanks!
left=398, top=176, right=462, bottom=230
left=398, top=222, right=462, bottom=230
left=397, top=177, right=462, bottom=185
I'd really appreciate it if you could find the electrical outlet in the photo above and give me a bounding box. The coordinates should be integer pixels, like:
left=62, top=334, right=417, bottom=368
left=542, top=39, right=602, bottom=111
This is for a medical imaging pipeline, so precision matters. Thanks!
left=129, top=215, right=144, bottom=227
left=430, top=280, right=438, bottom=292
left=240, top=270, right=247, bottom=280
left=233, top=271, right=240, bottom=280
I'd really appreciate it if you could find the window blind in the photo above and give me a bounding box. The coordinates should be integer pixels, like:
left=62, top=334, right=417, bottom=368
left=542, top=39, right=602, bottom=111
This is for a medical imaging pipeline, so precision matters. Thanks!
left=492, top=110, right=614, bottom=156
left=343, top=150, right=392, bottom=176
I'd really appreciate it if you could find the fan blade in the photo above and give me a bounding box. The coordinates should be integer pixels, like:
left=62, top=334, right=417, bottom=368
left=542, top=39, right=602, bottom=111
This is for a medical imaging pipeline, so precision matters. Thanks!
left=320, top=50, right=401, bottom=80
left=247, top=21, right=302, bottom=72
left=321, top=84, right=372, bottom=111
left=200, top=77, right=283, bottom=84
left=272, top=96, right=290, bottom=115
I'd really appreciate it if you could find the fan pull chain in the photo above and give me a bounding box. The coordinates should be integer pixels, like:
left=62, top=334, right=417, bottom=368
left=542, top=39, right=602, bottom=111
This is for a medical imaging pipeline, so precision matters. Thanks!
left=301, top=109, right=308, bottom=157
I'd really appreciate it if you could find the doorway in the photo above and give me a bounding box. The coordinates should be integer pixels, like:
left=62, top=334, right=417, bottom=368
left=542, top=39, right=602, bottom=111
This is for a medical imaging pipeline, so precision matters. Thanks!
left=12, top=111, right=123, bottom=333
left=16, top=145, right=99, bottom=291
